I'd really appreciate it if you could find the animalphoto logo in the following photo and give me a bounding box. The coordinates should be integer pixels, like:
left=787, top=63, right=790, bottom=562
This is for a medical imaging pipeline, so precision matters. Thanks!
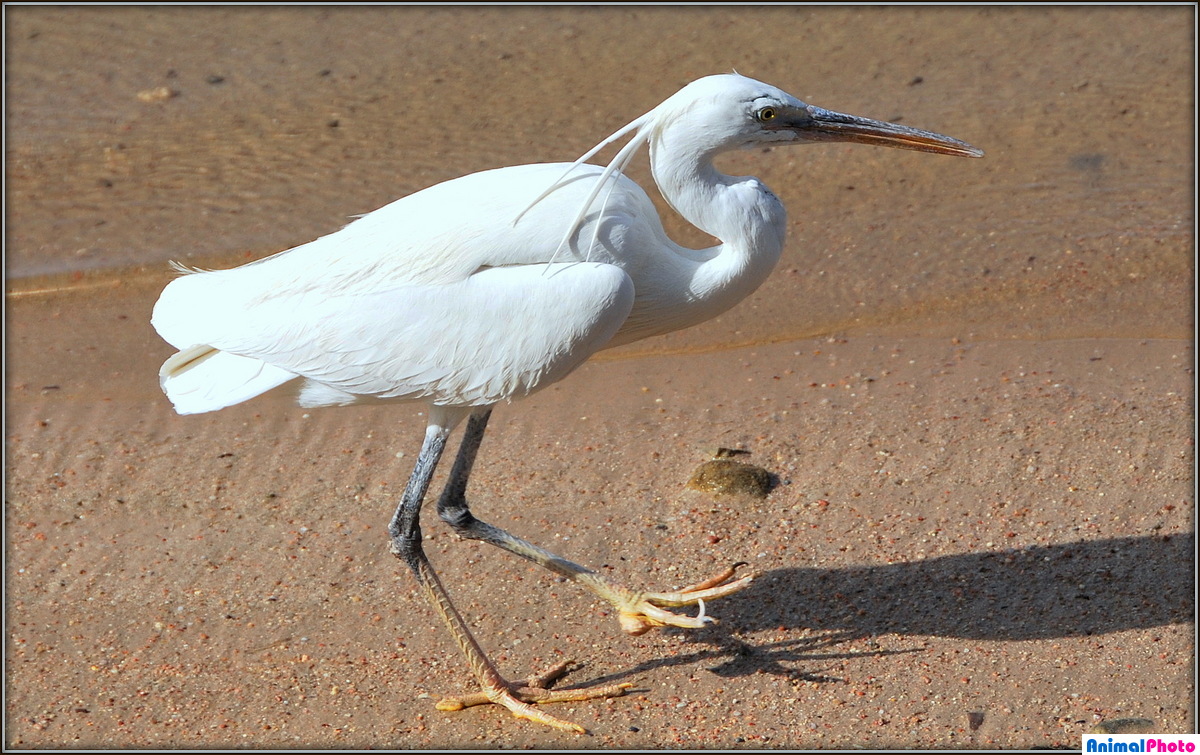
left=1082, top=734, right=1199, bottom=753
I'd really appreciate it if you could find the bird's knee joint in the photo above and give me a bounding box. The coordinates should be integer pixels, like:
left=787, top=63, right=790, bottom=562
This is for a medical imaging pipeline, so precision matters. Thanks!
left=389, top=527, right=423, bottom=558
left=438, top=504, right=476, bottom=533
left=390, top=538, right=428, bottom=574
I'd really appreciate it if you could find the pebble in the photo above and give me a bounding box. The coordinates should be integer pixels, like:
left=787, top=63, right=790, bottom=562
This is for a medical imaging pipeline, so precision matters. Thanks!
left=686, top=458, right=772, bottom=498
left=136, top=86, right=177, bottom=103
left=1089, top=718, right=1157, bottom=734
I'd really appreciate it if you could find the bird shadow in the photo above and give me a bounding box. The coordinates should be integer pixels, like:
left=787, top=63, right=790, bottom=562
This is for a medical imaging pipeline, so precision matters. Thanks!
left=570, top=629, right=878, bottom=692
left=571, top=532, right=1192, bottom=687
left=736, top=532, right=1193, bottom=641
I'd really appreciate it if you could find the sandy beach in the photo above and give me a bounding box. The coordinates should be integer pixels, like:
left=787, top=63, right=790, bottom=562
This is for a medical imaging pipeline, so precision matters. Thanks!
left=5, top=6, right=1193, bottom=749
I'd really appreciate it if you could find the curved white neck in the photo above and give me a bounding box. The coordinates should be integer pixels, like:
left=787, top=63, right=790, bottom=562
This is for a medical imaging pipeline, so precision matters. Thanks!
left=642, top=130, right=788, bottom=324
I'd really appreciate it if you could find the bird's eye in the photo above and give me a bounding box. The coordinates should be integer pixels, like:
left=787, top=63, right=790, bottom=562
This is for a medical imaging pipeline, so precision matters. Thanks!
left=756, top=107, right=777, bottom=123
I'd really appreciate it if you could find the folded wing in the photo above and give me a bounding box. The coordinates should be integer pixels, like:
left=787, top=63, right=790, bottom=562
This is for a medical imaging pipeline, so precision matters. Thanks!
left=153, top=261, right=635, bottom=413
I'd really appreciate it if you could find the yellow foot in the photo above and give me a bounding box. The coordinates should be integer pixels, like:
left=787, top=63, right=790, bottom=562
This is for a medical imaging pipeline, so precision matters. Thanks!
left=434, top=660, right=633, bottom=734
left=616, top=562, right=754, bottom=636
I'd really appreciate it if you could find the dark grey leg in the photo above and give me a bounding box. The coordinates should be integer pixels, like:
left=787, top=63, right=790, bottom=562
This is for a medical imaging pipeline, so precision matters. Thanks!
left=434, top=409, right=753, bottom=636
left=388, top=410, right=629, bottom=733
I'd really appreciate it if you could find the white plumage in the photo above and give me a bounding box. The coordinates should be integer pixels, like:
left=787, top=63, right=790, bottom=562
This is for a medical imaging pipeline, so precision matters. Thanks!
left=151, top=158, right=723, bottom=414
left=151, top=73, right=981, bottom=733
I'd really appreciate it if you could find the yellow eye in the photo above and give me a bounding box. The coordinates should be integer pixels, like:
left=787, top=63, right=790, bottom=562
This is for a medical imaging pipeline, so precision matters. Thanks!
left=757, top=107, right=777, bottom=122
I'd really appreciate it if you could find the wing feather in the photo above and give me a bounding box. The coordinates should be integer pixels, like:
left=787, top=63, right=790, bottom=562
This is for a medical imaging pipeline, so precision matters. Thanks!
left=154, top=262, right=633, bottom=411
left=276, top=262, right=635, bottom=407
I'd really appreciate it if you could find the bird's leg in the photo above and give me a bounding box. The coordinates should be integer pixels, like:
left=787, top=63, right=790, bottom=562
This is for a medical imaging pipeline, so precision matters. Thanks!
left=389, top=413, right=629, bottom=734
left=437, top=410, right=754, bottom=638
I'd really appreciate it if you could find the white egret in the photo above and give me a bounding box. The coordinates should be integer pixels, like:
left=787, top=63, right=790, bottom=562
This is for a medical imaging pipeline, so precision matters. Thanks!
left=152, top=73, right=982, bottom=733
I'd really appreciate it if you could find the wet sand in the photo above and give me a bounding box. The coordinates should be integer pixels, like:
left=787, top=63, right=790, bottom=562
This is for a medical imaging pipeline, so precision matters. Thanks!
left=5, top=6, right=1194, bottom=749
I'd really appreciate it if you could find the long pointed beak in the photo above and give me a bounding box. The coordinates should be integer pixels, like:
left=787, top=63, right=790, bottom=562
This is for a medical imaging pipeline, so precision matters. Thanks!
left=787, top=104, right=984, bottom=158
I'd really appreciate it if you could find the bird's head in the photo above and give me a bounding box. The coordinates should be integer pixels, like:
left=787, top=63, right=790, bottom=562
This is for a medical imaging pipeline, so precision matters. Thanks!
left=650, top=73, right=983, bottom=159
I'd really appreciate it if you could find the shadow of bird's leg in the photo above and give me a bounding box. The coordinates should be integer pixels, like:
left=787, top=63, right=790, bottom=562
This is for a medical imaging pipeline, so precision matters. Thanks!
left=391, top=409, right=629, bottom=734
left=436, top=410, right=754, bottom=639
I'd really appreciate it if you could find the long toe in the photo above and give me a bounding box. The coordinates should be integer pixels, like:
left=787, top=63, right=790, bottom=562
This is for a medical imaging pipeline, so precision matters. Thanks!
left=673, top=562, right=752, bottom=594
left=434, top=661, right=633, bottom=734
left=642, top=563, right=755, bottom=607
left=616, top=563, right=754, bottom=635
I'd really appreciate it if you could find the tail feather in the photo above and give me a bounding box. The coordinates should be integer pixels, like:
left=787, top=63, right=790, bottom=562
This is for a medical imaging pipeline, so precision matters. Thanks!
left=160, top=344, right=297, bottom=415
